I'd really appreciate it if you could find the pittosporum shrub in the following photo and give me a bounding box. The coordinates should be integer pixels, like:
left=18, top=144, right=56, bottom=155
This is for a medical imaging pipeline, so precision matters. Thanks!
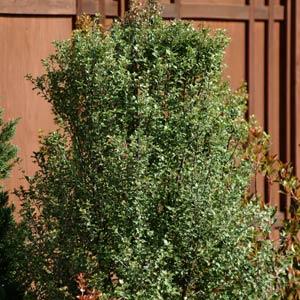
left=18, top=2, right=284, bottom=299
left=0, top=110, right=22, bottom=299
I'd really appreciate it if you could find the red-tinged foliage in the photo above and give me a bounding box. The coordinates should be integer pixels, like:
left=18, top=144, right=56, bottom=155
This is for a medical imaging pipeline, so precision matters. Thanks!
left=76, top=273, right=102, bottom=300
left=247, top=117, right=300, bottom=299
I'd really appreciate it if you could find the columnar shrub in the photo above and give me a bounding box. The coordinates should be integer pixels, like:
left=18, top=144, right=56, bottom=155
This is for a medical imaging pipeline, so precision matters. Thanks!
left=19, top=3, right=282, bottom=299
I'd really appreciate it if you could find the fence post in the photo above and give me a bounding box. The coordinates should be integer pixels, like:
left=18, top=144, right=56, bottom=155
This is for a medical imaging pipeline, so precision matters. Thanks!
left=246, top=0, right=255, bottom=117
left=76, top=0, right=105, bottom=17
left=175, top=0, right=181, bottom=19
left=118, top=0, right=126, bottom=19
left=266, top=0, right=275, bottom=207
left=76, top=0, right=83, bottom=15
left=293, top=1, right=300, bottom=181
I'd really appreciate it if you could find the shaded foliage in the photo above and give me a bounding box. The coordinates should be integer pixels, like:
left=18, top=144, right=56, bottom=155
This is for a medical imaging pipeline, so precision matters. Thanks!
left=0, top=110, right=22, bottom=299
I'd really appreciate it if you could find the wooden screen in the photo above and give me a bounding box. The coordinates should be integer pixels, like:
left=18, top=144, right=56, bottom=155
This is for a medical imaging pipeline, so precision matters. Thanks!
left=0, top=0, right=299, bottom=221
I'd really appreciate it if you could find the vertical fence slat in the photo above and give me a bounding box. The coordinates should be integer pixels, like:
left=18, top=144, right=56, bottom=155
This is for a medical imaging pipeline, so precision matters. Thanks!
left=76, top=0, right=82, bottom=15
left=295, top=0, right=300, bottom=181
left=98, top=0, right=105, bottom=18
left=285, top=0, right=291, bottom=161
left=118, top=0, right=126, bottom=19
left=267, top=0, right=278, bottom=209
left=267, top=0, right=274, bottom=141
left=265, top=0, right=274, bottom=206
left=284, top=0, right=292, bottom=219
left=247, top=0, right=262, bottom=198
left=175, top=0, right=181, bottom=19
left=247, top=0, right=255, bottom=116
left=267, top=0, right=284, bottom=227
left=254, top=20, right=266, bottom=202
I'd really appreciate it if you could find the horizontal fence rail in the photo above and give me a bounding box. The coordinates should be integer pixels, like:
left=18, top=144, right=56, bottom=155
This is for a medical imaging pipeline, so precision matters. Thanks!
left=0, top=0, right=284, bottom=20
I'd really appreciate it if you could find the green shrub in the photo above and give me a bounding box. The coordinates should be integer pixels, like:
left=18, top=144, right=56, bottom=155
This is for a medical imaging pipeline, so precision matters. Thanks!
left=0, top=110, right=22, bottom=299
left=18, top=3, right=283, bottom=299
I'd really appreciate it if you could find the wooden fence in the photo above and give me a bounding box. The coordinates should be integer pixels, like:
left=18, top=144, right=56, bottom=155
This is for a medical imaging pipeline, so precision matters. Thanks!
left=0, top=0, right=300, bottom=220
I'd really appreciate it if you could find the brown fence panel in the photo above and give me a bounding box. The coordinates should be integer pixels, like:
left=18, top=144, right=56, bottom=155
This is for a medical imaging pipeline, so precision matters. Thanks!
left=0, top=15, right=73, bottom=211
left=0, top=0, right=299, bottom=221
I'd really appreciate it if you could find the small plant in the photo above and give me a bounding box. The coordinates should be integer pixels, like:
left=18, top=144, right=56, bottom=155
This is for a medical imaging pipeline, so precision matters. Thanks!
left=17, top=1, right=291, bottom=299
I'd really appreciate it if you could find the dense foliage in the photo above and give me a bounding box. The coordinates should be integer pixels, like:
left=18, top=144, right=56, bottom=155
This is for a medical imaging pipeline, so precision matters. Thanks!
left=18, top=3, right=285, bottom=299
left=0, top=110, right=21, bottom=299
